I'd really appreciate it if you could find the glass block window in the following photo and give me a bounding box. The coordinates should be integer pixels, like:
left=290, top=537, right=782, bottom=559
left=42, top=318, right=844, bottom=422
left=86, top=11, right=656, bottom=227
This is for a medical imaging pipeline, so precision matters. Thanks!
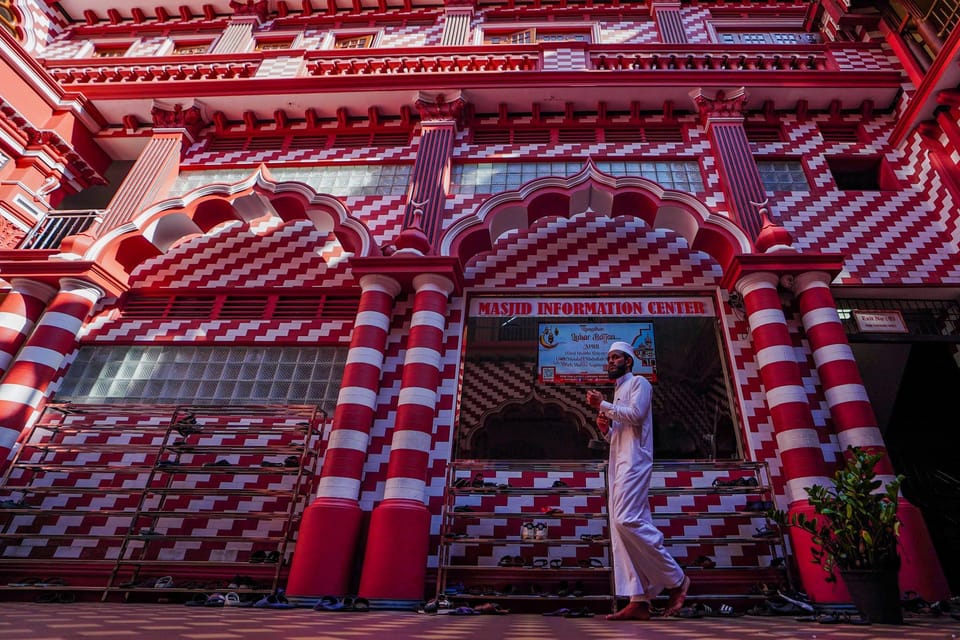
left=57, top=346, right=347, bottom=413
left=757, top=160, right=809, bottom=192
left=171, top=165, right=411, bottom=198
left=450, top=161, right=703, bottom=195
left=717, top=32, right=820, bottom=45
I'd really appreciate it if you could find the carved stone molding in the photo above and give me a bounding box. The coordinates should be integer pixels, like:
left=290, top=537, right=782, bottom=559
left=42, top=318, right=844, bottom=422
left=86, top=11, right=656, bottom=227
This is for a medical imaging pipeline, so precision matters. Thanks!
left=690, top=87, right=748, bottom=125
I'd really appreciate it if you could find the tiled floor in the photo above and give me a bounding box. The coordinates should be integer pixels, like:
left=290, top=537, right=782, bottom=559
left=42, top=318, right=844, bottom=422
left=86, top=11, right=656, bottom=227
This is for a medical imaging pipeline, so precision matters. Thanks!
left=0, top=602, right=957, bottom=640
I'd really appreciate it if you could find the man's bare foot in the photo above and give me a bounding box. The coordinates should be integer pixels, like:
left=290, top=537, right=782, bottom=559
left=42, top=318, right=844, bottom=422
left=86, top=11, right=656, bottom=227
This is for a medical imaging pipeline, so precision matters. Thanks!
left=663, top=575, right=690, bottom=616
left=606, top=601, right=651, bottom=621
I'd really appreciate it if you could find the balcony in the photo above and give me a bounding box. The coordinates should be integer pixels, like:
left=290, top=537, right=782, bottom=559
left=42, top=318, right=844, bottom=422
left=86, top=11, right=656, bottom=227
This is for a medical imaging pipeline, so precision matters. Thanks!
left=19, top=209, right=102, bottom=251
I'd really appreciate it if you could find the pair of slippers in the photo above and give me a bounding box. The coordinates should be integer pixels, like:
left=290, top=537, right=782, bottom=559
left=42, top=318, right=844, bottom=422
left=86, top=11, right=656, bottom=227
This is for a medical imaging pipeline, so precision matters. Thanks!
left=796, top=612, right=871, bottom=625
left=314, top=595, right=370, bottom=612
left=543, top=607, right=594, bottom=618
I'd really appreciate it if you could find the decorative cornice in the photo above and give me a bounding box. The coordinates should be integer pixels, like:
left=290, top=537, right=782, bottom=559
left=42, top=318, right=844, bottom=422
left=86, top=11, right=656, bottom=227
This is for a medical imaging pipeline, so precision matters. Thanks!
left=690, top=87, right=748, bottom=125
left=414, top=92, right=466, bottom=125
left=151, top=100, right=207, bottom=140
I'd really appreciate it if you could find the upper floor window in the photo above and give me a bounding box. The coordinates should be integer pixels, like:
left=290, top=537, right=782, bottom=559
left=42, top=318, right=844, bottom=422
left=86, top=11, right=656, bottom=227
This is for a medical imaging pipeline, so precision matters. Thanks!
left=255, top=38, right=295, bottom=51
left=172, top=41, right=211, bottom=55
left=757, top=160, right=809, bottom=192
left=717, top=31, right=820, bottom=45
left=334, top=34, right=375, bottom=49
left=94, top=43, right=130, bottom=58
left=483, top=26, right=593, bottom=45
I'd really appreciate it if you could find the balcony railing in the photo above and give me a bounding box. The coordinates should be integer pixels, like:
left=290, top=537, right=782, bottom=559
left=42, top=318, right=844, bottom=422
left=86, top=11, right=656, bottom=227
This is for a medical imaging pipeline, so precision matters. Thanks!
left=19, top=209, right=102, bottom=250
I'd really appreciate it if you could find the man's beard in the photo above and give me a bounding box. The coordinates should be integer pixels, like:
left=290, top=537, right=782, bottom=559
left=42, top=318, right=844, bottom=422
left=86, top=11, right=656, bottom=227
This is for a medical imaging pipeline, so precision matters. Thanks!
left=607, top=362, right=628, bottom=380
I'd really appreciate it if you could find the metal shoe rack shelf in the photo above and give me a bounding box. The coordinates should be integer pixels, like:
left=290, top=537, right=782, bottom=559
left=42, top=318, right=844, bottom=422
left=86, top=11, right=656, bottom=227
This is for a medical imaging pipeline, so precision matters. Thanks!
left=437, top=460, right=617, bottom=612
left=0, top=403, right=324, bottom=602
left=436, top=459, right=792, bottom=612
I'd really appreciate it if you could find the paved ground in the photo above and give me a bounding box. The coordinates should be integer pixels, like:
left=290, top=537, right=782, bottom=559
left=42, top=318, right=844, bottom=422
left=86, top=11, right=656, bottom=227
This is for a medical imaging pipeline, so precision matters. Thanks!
left=0, top=602, right=957, bottom=640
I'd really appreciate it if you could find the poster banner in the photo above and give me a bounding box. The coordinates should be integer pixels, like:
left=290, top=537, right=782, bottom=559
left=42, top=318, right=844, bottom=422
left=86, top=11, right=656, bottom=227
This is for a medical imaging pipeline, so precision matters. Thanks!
left=538, top=322, right=656, bottom=385
left=470, top=296, right=714, bottom=318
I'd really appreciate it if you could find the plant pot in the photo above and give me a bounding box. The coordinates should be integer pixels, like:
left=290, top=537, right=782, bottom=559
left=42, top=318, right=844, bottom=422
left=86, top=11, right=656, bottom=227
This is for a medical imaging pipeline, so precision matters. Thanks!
left=839, top=568, right=903, bottom=625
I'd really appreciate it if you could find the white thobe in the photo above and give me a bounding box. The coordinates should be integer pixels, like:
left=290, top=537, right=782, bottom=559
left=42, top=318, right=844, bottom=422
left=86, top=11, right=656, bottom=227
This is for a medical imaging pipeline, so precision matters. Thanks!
left=599, top=372, right=685, bottom=599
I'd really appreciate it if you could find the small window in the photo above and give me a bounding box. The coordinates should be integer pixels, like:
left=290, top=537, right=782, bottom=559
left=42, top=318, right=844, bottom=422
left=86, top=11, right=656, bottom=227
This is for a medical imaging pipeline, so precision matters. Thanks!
left=819, top=124, right=862, bottom=143
left=745, top=124, right=785, bottom=144
left=827, top=157, right=895, bottom=191
left=334, top=34, right=374, bottom=49
left=717, top=31, right=820, bottom=45
left=173, top=42, right=210, bottom=55
left=757, top=160, right=809, bottom=192
left=484, top=28, right=591, bottom=45
left=255, top=39, right=294, bottom=51
left=94, top=45, right=129, bottom=58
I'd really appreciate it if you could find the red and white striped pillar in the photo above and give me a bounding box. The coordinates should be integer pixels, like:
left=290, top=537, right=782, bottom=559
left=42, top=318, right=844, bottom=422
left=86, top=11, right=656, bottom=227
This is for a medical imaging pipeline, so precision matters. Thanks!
left=0, top=278, right=103, bottom=470
left=0, top=279, right=57, bottom=382
left=286, top=274, right=400, bottom=598
left=794, top=271, right=951, bottom=601
left=358, top=273, right=454, bottom=602
left=736, top=272, right=838, bottom=601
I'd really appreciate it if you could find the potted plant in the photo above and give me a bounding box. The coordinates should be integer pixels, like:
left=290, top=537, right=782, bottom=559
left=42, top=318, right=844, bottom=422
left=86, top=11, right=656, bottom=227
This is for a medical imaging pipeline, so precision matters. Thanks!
left=770, top=445, right=905, bottom=624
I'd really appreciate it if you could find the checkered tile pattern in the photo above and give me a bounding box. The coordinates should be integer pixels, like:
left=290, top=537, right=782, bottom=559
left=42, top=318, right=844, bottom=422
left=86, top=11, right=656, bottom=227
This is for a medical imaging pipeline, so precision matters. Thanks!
left=542, top=48, right=588, bottom=72
left=464, top=212, right=723, bottom=289
left=126, top=36, right=166, bottom=57
left=254, top=56, right=303, bottom=78
left=763, top=117, right=960, bottom=285
left=599, top=20, right=659, bottom=45
left=829, top=45, right=900, bottom=71
left=37, top=34, right=85, bottom=59
left=381, top=18, right=445, bottom=48
left=680, top=6, right=714, bottom=44
left=0, top=410, right=317, bottom=566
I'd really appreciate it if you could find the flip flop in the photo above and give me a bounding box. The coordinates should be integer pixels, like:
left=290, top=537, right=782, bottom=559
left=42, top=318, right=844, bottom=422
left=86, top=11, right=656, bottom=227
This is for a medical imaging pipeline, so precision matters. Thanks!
left=542, top=608, right=571, bottom=616
left=314, top=595, right=344, bottom=611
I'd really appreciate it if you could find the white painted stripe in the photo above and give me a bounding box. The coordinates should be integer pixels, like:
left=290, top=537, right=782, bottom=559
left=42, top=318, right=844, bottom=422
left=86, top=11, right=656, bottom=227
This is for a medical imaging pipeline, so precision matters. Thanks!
left=398, top=386, right=437, bottom=407
left=776, top=427, right=823, bottom=452
left=327, top=428, right=369, bottom=451
left=391, top=429, right=432, bottom=452
left=354, top=310, right=390, bottom=332
left=0, top=383, right=46, bottom=408
left=336, top=386, right=377, bottom=407
left=747, top=308, right=785, bottom=331
left=785, top=475, right=834, bottom=505
left=825, top=383, right=870, bottom=408
left=16, top=346, right=67, bottom=370
left=756, top=344, right=796, bottom=368
left=812, top=343, right=854, bottom=368
left=37, top=311, right=84, bottom=334
left=0, top=425, right=19, bottom=450
left=384, top=477, right=426, bottom=502
left=764, top=385, right=809, bottom=408
left=837, top=427, right=885, bottom=450
left=801, top=306, right=840, bottom=330
left=0, top=353, right=12, bottom=371
left=404, top=347, right=441, bottom=370
left=345, top=346, right=385, bottom=368
left=0, top=312, right=33, bottom=334
left=411, top=309, right=446, bottom=331
left=316, top=476, right=361, bottom=499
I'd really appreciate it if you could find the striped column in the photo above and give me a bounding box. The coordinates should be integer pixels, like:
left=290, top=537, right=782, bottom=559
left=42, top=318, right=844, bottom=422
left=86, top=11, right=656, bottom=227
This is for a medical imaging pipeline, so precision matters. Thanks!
left=736, top=272, right=838, bottom=602
left=359, top=273, right=454, bottom=602
left=0, top=278, right=103, bottom=470
left=651, top=3, right=687, bottom=44
left=794, top=271, right=951, bottom=601
left=0, top=279, right=57, bottom=382
left=286, top=274, right=400, bottom=598
left=209, top=16, right=257, bottom=54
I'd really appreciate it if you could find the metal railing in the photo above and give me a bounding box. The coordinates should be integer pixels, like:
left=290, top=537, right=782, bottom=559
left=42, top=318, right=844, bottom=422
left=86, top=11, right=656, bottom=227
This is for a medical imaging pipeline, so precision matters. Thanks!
left=18, top=209, right=102, bottom=250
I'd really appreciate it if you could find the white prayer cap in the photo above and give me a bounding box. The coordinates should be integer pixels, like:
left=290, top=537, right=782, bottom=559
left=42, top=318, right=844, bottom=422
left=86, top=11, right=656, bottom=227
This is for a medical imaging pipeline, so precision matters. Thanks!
left=608, top=341, right=635, bottom=357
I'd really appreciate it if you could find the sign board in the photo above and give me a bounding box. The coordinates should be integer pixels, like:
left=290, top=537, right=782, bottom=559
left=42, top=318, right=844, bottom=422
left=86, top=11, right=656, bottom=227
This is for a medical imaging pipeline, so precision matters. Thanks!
left=538, top=322, right=656, bottom=385
left=470, top=296, right=714, bottom=319
left=853, top=310, right=908, bottom=333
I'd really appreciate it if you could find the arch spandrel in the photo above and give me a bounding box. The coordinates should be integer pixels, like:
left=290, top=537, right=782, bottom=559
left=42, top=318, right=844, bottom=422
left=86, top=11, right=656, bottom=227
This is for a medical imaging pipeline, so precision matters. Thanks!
left=442, top=163, right=750, bottom=277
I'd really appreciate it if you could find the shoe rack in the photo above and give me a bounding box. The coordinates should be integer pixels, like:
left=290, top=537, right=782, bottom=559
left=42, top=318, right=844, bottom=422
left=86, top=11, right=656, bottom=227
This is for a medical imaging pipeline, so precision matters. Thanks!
left=435, top=459, right=792, bottom=613
left=0, top=403, right=324, bottom=602
left=436, top=460, right=617, bottom=612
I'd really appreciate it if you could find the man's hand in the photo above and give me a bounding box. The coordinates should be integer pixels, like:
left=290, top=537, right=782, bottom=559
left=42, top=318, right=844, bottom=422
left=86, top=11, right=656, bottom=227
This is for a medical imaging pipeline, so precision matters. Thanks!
left=596, top=412, right=610, bottom=436
left=586, top=389, right=604, bottom=409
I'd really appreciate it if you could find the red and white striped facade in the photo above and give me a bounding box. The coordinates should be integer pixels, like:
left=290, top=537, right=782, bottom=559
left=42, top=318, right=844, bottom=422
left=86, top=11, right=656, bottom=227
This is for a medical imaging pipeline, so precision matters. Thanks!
left=0, top=0, right=958, bottom=606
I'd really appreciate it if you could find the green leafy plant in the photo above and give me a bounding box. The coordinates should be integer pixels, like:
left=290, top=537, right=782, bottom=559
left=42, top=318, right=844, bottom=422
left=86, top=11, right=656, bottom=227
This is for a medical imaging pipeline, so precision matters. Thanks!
left=769, top=446, right=904, bottom=582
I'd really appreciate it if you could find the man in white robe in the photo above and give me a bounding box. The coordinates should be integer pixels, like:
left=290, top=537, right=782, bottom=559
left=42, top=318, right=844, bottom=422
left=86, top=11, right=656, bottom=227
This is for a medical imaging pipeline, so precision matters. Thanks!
left=586, top=341, right=690, bottom=620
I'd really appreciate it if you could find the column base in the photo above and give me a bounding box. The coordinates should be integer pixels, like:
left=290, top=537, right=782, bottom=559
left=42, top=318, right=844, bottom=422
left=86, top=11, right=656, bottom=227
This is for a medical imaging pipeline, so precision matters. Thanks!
left=896, top=498, right=951, bottom=601
left=285, top=497, right=363, bottom=598
left=358, top=499, right=430, bottom=601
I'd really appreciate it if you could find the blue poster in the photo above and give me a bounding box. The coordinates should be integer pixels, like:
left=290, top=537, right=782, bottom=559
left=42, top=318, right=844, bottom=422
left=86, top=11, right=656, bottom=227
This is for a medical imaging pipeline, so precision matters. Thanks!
left=537, top=323, right=656, bottom=384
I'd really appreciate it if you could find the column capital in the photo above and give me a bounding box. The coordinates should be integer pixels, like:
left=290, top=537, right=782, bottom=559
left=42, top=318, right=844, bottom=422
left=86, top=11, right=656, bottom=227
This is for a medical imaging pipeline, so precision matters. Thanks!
left=412, top=273, right=455, bottom=297
left=57, top=277, right=105, bottom=303
left=690, top=87, right=748, bottom=126
left=793, top=270, right=832, bottom=295
left=358, top=273, right=402, bottom=298
left=351, top=256, right=463, bottom=295
left=414, top=91, right=466, bottom=128
left=721, top=252, right=844, bottom=291
left=151, top=100, right=207, bottom=142
left=8, top=279, right=57, bottom=302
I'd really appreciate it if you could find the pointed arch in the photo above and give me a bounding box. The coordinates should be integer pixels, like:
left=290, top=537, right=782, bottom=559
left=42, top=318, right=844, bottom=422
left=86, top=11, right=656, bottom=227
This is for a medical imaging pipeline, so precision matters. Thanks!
left=441, top=162, right=750, bottom=273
